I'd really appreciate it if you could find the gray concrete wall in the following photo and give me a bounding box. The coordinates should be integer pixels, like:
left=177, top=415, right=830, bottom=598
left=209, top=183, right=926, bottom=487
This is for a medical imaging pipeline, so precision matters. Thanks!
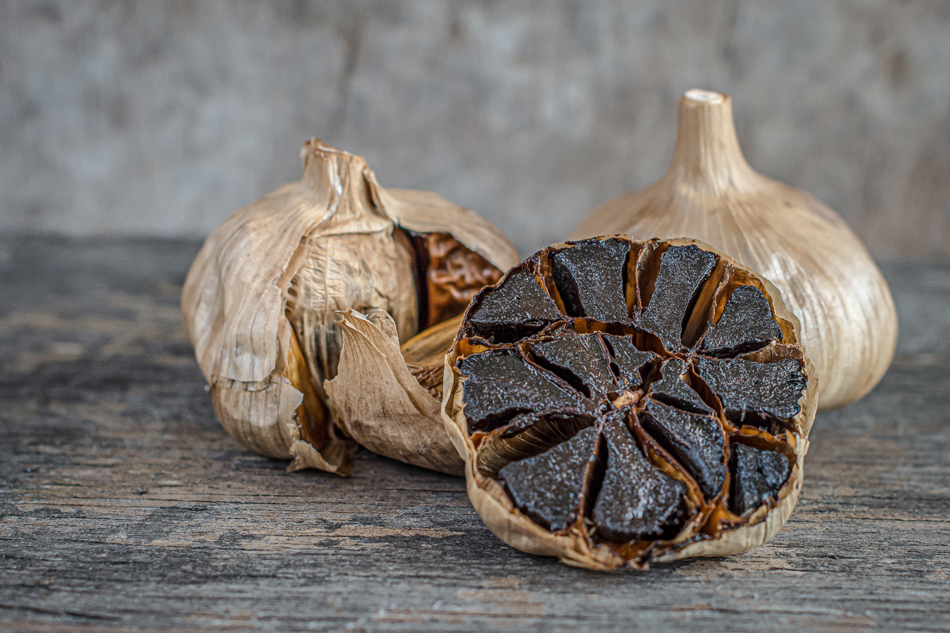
left=1, top=0, right=948, bottom=259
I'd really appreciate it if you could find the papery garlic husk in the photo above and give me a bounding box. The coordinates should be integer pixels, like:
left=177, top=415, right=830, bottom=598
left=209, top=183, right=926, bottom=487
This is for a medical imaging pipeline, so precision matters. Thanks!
left=442, top=236, right=818, bottom=570
left=571, top=89, right=897, bottom=410
left=182, top=139, right=518, bottom=475
left=325, top=310, right=465, bottom=475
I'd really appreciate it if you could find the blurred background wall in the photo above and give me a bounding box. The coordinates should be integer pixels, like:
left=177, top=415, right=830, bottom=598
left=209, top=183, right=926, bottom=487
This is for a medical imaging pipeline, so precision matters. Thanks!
left=0, top=0, right=948, bottom=259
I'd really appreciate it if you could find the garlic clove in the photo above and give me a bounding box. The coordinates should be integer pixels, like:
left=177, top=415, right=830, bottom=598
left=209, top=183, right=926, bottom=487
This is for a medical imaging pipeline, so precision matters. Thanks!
left=571, top=89, right=897, bottom=410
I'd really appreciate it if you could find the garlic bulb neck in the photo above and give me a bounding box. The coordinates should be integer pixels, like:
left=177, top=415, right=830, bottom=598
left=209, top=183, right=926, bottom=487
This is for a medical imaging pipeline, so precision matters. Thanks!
left=300, top=139, right=377, bottom=215
left=667, top=90, right=758, bottom=193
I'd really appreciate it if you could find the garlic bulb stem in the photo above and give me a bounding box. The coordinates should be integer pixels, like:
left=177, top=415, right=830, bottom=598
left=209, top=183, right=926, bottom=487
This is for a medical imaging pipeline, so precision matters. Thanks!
left=670, top=91, right=756, bottom=192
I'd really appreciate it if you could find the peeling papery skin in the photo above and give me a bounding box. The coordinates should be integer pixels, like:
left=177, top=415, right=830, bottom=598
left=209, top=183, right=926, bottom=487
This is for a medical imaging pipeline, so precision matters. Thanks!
left=325, top=310, right=464, bottom=475
left=182, top=139, right=518, bottom=475
left=442, top=237, right=818, bottom=571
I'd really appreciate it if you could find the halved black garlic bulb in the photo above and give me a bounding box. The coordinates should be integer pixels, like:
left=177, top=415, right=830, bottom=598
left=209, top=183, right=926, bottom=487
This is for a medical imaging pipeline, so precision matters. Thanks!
left=442, top=237, right=817, bottom=570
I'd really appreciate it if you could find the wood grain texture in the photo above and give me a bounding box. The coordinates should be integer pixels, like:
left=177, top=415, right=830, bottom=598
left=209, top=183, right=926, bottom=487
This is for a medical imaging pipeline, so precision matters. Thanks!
left=1, top=237, right=949, bottom=632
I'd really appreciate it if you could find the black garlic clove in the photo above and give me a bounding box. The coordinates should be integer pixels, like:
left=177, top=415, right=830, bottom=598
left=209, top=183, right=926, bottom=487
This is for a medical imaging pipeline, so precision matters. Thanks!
left=701, top=285, right=783, bottom=357
left=729, top=443, right=791, bottom=516
left=529, top=333, right=618, bottom=399
left=602, top=334, right=656, bottom=392
left=463, top=263, right=562, bottom=343
left=640, top=399, right=726, bottom=500
left=498, top=426, right=600, bottom=532
left=591, top=416, right=688, bottom=541
left=649, top=359, right=713, bottom=415
left=695, top=357, right=805, bottom=428
left=550, top=239, right=632, bottom=323
left=458, top=349, right=592, bottom=433
left=638, top=245, right=717, bottom=351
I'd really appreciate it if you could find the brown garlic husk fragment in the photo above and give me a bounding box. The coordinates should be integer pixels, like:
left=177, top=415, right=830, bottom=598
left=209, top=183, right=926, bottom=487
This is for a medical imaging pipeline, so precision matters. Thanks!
left=182, top=139, right=518, bottom=475
left=324, top=309, right=464, bottom=475
left=442, top=236, right=817, bottom=570
left=571, top=89, right=897, bottom=410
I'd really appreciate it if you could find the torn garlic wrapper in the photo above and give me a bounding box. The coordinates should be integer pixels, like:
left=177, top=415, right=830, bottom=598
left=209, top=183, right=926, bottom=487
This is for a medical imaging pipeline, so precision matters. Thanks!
left=182, top=139, right=518, bottom=475
left=442, top=237, right=818, bottom=570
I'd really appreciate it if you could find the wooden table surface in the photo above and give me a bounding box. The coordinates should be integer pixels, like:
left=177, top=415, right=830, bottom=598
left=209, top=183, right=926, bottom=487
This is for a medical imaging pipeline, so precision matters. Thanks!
left=1, top=237, right=948, bottom=633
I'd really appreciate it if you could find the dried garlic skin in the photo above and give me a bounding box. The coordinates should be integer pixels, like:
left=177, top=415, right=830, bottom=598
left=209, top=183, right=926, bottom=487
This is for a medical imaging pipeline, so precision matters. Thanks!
left=442, top=236, right=817, bottom=570
left=324, top=309, right=466, bottom=475
left=571, top=89, right=896, bottom=410
left=182, top=139, right=518, bottom=475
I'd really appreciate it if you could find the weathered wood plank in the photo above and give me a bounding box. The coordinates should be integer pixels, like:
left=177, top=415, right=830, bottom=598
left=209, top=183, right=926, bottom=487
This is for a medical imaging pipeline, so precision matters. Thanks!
left=1, top=238, right=949, bottom=632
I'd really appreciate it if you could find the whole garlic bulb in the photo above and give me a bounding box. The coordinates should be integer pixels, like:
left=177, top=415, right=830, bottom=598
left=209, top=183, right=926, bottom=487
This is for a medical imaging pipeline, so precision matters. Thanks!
left=182, top=139, right=519, bottom=475
left=572, top=90, right=897, bottom=410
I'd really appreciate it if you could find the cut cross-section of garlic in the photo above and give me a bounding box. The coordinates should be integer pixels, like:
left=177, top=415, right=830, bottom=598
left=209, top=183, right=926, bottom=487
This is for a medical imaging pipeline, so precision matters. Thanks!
left=442, top=236, right=817, bottom=570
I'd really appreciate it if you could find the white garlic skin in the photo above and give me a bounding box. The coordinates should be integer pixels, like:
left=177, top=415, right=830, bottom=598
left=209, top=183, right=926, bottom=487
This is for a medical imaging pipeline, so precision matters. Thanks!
left=283, top=147, right=420, bottom=417
left=182, top=139, right=519, bottom=474
left=571, top=90, right=897, bottom=410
